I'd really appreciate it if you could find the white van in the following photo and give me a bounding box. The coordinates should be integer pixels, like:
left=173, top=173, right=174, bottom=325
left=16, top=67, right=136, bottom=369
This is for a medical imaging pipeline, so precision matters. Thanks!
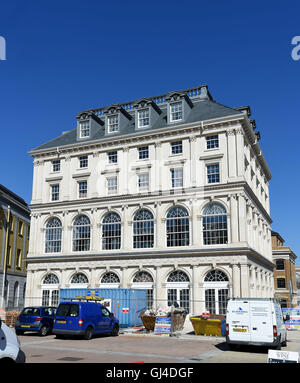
left=225, top=298, right=287, bottom=350
left=0, top=318, right=26, bottom=363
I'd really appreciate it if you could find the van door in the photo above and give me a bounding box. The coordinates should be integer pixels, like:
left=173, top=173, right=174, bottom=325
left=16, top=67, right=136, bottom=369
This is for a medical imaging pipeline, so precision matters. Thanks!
left=249, top=301, right=273, bottom=343
left=55, top=303, right=79, bottom=331
left=100, top=306, right=113, bottom=332
left=228, top=300, right=251, bottom=342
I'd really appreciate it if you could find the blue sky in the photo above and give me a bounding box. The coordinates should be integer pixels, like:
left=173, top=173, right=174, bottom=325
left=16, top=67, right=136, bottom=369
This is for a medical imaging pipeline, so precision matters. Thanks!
left=0, top=1, right=299, bottom=262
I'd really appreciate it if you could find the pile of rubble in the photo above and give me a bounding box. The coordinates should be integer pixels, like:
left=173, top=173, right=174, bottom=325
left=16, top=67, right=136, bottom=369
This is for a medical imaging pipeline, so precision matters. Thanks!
left=142, top=305, right=186, bottom=317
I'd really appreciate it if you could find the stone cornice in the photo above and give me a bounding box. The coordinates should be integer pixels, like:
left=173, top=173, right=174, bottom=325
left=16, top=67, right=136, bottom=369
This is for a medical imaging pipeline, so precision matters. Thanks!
left=25, top=246, right=274, bottom=270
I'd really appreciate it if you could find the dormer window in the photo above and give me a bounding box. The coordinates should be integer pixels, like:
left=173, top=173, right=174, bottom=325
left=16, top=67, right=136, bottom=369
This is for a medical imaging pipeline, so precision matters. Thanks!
left=166, top=92, right=193, bottom=125
left=108, top=115, right=119, bottom=133
left=79, top=121, right=90, bottom=138
left=138, top=109, right=149, bottom=128
left=170, top=102, right=183, bottom=122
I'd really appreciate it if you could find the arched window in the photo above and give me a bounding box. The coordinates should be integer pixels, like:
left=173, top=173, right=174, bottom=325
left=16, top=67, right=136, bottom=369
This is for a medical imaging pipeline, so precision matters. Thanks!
left=70, top=273, right=89, bottom=284
left=202, top=203, right=228, bottom=245
left=72, top=215, right=90, bottom=251
left=102, top=212, right=121, bottom=250
left=42, top=273, right=59, bottom=306
left=204, top=270, right=229, bottom=282
left=166, top=206, right=189, bottom=247
left=45, top=217, right=62, bottom=253
left=133, top=209, right=154, bottom=248
left=43, top=273, right=59, bottom=284
left=166, top=270, right=190, bottom=313
left=133, top=271, right=153, bottom=283
left=133, top=271, right=154, bottom=309
left=204, top=269, right=229, bottom=315
left=101, top=272, right=120, bottom=284
left=100, top=272, right=120, bottom=289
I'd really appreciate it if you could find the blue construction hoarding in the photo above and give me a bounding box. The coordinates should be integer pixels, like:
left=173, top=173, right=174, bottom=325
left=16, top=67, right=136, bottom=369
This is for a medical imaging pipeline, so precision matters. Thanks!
left=59, top=288, right=147, bottom=327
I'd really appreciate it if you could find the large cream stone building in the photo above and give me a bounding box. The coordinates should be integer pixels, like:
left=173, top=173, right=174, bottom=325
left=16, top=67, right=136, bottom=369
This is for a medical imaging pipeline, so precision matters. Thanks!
left=25, top=85, right=274, bottom=315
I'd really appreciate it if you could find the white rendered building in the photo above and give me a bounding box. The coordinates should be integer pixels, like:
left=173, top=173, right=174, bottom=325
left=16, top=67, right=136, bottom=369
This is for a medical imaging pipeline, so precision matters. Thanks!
left=25, top=85, right=274, bottom=315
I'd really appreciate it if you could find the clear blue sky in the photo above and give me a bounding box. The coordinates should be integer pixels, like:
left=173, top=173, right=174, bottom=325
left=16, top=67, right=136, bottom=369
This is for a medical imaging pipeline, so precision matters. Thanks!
left=0, top=1, right=299, bottom=262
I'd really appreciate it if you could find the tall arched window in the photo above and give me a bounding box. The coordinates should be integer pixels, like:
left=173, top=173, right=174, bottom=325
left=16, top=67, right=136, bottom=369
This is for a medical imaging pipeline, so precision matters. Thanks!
left=133, top=271, right=154, bottom=309
left=166, top=270, right=190, bottom=313
left=45, top=217, right=62, bottom=253
left=202, top=203, right=228, bottom=245
left=133, top=209, right=154, bottom=248
left=42, top=273, right=59, bottom=306
left=100, top=272, right=120, bottom=288
left=72, top=215, right=91, bottom=251
left=166, top=206, right=189, bottom=247
left=204, top=269, right=229, bottom=315
left=102, top=212, right=121, bottom=250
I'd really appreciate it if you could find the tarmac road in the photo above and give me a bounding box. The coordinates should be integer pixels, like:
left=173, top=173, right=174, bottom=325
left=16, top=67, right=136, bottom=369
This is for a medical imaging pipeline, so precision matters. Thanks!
left=17, top=329, right=300, bottom=364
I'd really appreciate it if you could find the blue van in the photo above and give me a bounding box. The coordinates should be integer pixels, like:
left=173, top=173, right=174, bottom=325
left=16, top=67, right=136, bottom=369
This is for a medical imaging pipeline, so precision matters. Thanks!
left=53, top=301, right=119, bottom=340
left=15, top=306, right=56, bottom=336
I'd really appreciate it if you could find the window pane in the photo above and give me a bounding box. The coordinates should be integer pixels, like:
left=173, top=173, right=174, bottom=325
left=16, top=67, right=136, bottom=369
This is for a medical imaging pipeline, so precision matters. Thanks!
left=72, top=216, right=90, bottom=251
left=170, top=102, right=183, bottom=121
left=138, top=109, right=149, bottom=127
left=171, top=168, right=183, bottom=188
left=80, top=122, right=90, bottom=137
left=102, top=213, right=121, bottom=250
left=171, top=141, right=183, bottom=154
left=138, top=146, right=149, bottom=159
left=207, top=164, right=220, bottom=183
left=166, top=207, right=189, bottom=247
left=45, top=218, right=62, bottom=253
left=133, top=209, right=154, bottom=248
left=206, top=135, right=219, bottom=149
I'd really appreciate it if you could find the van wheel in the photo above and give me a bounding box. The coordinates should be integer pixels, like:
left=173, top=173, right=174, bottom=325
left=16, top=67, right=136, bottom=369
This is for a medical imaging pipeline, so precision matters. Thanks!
left=84, top=326, right=94, bottom=340
left=111, top=324, right=119, bottom=337
left=39, top=325, right=49, bottom=336
left=282, top=339, right=287, bottom=347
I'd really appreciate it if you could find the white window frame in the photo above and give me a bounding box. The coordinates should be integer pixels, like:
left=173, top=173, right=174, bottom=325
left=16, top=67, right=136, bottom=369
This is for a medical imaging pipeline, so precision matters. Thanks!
left=79, top=155, right=88, bottom=169
left=108, top=151, right=118, bottom=164
left=170, top=101, right=183, bottom=122
left=137, top=108, right=150, bottom=128
left=107, top=115, right=119, bottom=133
left=171, top=140, right=183, bottom=155
left=171, top=168, right=183, bottom=188
left=79, top=121, right=90, bottom=138
left=107, top=176, right=118, bottom=195
left=138, top=172, right=149, bottom=191
left=206, top=163, right=220, bottom=184
left=138, top=146, right=149, bottom=160
left=78, top=180, right=88, bottom=198
left=50, top=184, right=60, bottom=201
left=52, top=160, right=61, bottom=172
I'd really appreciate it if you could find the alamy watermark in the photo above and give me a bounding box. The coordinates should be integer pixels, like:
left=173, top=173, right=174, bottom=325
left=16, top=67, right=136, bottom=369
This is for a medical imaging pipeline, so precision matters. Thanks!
left=291, top=36, right=300, bottom=61
left=0, top=36, right=6, bottom=60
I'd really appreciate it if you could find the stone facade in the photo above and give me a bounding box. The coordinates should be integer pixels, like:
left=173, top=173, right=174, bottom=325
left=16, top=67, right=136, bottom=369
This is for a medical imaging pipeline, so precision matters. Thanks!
left=25, top=85, right=274, bottom=315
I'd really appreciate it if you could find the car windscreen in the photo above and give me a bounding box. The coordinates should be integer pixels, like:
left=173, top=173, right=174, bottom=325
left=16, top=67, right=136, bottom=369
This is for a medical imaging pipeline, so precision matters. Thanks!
left=21, top=307, right=41, bottom=316
left=56, top=303, right=79, bottom=317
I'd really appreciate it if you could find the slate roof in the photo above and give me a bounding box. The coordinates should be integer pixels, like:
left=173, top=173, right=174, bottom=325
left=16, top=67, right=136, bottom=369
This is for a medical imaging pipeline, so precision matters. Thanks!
left=30, top=89, right=243, bottom=153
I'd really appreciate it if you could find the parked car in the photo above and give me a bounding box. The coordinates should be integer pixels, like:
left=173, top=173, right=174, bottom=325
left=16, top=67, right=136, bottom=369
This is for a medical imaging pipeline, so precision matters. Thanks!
left=15, top=306, right=56, bottom=336
left=225, top=298, right=288, bottom=350
left=53, top=301, right=119, bottom=340
left=0, top=318, right=26, bottom=363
